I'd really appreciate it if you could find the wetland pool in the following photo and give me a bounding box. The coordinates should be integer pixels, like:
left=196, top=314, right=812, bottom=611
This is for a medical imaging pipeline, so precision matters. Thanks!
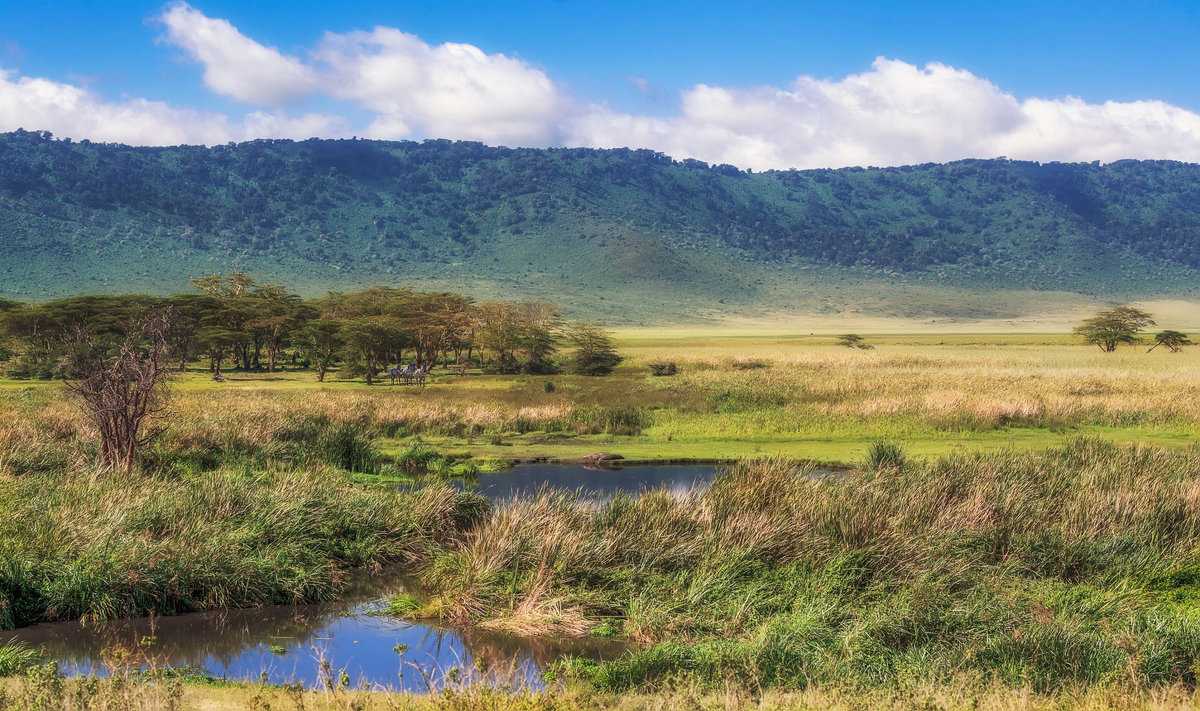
left=8, top=577, right=628, bottom=691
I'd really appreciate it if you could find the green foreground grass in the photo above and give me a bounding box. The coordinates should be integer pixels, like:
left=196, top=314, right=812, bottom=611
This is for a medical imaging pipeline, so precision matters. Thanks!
left=7, top=441, right=1200, bottom=707
left=399, top=442, right=1200, bottom=693
left=6, top=438, right=1200, bottom=706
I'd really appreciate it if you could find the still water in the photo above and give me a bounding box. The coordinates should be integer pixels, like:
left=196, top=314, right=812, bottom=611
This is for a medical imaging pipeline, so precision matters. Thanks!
left=8, top=577, right=628, bottom=690
left=12, top=464, right=815, bottom=689
left=469, top=463, right=720, bottom=500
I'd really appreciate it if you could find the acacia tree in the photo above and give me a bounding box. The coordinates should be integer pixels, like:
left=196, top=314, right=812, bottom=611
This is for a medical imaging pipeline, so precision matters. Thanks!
left=294, top=319, right=344, bottom=381
left=515, top=301, right=562, bottom=374
left=476, top=302, right=523, bottom=373
left=565, top=323, right=622, bottom=375
left=1148, top=330, right=1193, bottom=353
left=339, top=317, right=405, bottom=385
left=164, top=293, right=221, bottom=370
left=196, top=326, right=241, bottom=375
left=1073, top=307, right=1156, bottom=352
left=59, top=310, right=176, bottom=472
left=836, top=334, right=873, bottom=349
left=246, top=284, right=312, bottom=372
left=408, top=293, right=473, bottom=369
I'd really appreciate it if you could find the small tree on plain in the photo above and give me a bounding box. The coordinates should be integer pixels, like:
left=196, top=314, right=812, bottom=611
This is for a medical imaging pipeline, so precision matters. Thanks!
left=59, top=310, right=176, bottom=472
left=1073, top=307, right=1155, bottom=352
left=566, top=323, right=622, bottom=376
left=837, top=334, right=872, bottom=349
left=1148, top=330, right=1193, bottom=353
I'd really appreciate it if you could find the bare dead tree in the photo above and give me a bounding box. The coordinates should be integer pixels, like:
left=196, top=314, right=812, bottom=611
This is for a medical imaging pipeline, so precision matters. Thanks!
left=60, top=310, right=176, bottom=472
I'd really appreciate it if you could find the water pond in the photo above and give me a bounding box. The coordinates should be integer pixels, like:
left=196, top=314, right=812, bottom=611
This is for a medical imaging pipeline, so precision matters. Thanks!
left=469, top=462, right=720, bottom=500
left=14, top=464, right=838, bottom=689
left=462, top=461, right=846, bottom=500
left=8, top=576, right=627, bottom=691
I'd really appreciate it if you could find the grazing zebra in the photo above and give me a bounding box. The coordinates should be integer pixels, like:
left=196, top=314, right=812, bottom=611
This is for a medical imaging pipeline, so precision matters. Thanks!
left=388, top=364, right=415, bottom=385
left=412, top=366, right=427, bottom=387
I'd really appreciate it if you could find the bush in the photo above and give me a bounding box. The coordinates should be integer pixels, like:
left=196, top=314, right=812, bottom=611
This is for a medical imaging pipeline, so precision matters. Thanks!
left=647, top=361, right=678, bottom=376
left=392, top=439, right=442, bottom=472
left=864, top=441, right=907, bottom=470
left=730, top=358, right=769, bottom=370
left=274, top=415, right=380, bottom=473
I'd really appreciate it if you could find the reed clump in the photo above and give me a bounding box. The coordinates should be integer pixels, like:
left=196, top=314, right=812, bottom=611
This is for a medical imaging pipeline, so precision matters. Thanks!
left=413, top=440, right=1200, bottom=692
left=0, top=643, right=39, bottom=677
left=0, top=469, right=487, bottom=629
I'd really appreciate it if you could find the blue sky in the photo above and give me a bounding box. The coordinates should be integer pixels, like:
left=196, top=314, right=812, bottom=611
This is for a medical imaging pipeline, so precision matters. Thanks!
left=2, top=1, right=1200, bottom=168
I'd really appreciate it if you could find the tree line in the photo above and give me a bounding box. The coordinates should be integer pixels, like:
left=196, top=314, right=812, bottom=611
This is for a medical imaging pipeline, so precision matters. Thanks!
left=0, top=273, right=622, bottom=383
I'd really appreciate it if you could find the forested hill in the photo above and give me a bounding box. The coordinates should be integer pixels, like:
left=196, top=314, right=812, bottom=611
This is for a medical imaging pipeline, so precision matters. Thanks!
left=2, top=128, right=1199, bottom=322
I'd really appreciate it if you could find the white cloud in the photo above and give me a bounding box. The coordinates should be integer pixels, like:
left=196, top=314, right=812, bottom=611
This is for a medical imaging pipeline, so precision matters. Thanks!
left=570, top=58, right=1200, bottom=170
left=158, top=1, right=317, bottom=105
left=10, top=5, right=1200, bottom=170
left=0, top=69, right=346, bottom=145
left=313, top=28, right=566, bottom=146
left=157, top=4, right=566, bottom=146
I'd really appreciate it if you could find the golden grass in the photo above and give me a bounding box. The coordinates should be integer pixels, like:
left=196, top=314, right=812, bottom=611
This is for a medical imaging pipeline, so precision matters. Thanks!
left=2, top=337, right=1198, bottom=471
left=8, top=675, right=1200, bottom=710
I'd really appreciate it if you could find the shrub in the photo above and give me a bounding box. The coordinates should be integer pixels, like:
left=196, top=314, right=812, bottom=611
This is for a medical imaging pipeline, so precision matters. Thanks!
left=392, top=439, right=442, bottom=472
left=730, top=358, right=768, bottom=370
left=864, top=441, right=907, bottom=470
left=647, top=361, right=678, bottom=376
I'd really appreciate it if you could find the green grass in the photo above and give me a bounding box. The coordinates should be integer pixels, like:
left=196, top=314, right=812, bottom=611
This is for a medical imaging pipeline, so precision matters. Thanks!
left=5, top=334, right=1200, bottom=705
left=0, top=468, right=487, bottom=629
left=0, top=642, right=39, bottom=677
left=8, top=334, right=1200, bottom=471
left=404, top=424, right=1200, bottom=467
left=409, top=440, right=1200, bottom=694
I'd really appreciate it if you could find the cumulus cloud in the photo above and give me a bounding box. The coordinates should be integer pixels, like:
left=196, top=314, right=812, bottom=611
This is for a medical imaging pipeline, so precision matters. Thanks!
left=7, top=4, right=1200, bottom=169
left=158, top=1, right=317, bottom=105
left=157, top=3, right=566, bottom=145
left=313, top=28, right=566, bottom=145
left=0, top=69, right=346, bottom=145
left=570, top=58, right=1200, bottom=170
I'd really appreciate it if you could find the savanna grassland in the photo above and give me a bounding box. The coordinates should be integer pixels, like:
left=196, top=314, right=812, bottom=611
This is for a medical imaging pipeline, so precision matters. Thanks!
left=6, top=332, right=1192, bottom=472
left=4, top=332, right=1200, bottom=710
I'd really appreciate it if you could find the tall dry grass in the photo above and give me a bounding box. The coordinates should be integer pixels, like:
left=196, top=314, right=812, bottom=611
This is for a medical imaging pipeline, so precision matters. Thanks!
left=409, top=440, right=1200, bottom=692
left=10, top=671, right=1200, bottom=710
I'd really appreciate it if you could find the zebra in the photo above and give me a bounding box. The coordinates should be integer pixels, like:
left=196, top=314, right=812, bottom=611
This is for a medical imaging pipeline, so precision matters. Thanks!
left=388, top=364, right=415, bottom=385
left=411, top=366, right=427, bottom=387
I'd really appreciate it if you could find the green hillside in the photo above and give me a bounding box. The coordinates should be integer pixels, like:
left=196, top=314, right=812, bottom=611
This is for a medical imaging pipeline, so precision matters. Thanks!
left=2, top=129, right=1199, bottom=322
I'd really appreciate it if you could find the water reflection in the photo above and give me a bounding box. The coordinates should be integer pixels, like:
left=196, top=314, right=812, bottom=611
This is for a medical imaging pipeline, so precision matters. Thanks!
left=471, top=464, right=720, bottom=500
left=9, top=581, right=627, bottom=690
left=16, top=464, right=843, bottom=689
left=467, top=462, right=846, bottom=501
